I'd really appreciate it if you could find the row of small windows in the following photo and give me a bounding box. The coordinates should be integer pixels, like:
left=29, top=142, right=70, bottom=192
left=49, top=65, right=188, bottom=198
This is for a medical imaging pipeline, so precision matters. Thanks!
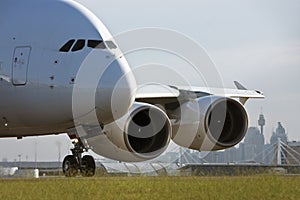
left=59, top=39, right=117, bottom=52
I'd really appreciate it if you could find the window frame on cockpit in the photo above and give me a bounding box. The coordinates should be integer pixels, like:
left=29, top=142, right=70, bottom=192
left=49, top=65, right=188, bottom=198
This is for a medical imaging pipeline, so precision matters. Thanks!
left=71, top=39, right=85, bottom=52
left=59, top=39, right=75, bottom=52
left=87, top=40, right=106, bottom=49
left=59, top=39, right=118, bottom=52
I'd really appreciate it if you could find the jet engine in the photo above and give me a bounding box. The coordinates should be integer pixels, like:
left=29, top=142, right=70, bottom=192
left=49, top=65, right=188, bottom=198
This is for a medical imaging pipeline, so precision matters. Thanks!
left=87, top=102, right=172, bottom=162
left=172, top=96, right=248, bottom=151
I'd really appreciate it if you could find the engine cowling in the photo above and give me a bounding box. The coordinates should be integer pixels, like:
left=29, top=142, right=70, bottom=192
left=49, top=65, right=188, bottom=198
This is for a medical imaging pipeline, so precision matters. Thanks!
left=172, top=96, right=248, bottom=151
left=87, top=102, right=172, bottom=162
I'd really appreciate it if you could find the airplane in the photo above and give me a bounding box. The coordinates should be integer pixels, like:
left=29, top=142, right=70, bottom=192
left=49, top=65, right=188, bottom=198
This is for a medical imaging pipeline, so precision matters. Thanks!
left=0, top=0, right=264, bottom=177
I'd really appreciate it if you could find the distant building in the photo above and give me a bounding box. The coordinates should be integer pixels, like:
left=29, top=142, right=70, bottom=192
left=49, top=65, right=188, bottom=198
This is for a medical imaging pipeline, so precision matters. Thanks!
left=270, top=122, right=288, bottom=145
left=242, top=127, right=265, bottom=163
left=263, top=143, right=274, bottom=165
left=258, top=113, right=266, bottom=135
left=224, top=147, right=237, bottom=163
left=263, top=122, right=289, bottom=165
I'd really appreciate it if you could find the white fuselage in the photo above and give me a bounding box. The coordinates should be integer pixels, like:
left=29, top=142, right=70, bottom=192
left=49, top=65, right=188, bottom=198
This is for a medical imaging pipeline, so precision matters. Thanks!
left=0, top=0, right=136, bottom=137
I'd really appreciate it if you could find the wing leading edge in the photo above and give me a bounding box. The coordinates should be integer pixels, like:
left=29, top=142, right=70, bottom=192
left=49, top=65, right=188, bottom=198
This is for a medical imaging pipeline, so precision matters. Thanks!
left=136, top=81, right=264, bottom=106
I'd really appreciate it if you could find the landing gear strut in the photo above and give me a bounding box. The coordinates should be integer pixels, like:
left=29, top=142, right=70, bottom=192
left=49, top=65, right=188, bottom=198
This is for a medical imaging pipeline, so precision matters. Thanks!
left=62, top=139, right=96, bottom=177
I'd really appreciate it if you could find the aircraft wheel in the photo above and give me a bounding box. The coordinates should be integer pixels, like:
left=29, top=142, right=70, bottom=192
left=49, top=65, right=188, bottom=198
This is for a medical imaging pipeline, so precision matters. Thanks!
left=62, top=155, right=78, bottom=177
left=80, top=155, right=96, bottom=177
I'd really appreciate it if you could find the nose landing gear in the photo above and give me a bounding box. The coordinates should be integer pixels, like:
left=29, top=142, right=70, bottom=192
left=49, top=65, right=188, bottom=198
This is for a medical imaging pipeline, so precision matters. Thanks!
left=62, top=139, right=96, bottom=177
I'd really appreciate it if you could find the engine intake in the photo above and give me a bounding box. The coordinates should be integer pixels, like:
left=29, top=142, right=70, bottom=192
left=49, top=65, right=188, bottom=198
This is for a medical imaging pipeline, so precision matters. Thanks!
left=172, top=96, right=248, bottom=151
left=125, top=105, right=171, bottom=156
left=206, top=97, right=248, bottom=147
left=87, top=102, right=172, bottom=162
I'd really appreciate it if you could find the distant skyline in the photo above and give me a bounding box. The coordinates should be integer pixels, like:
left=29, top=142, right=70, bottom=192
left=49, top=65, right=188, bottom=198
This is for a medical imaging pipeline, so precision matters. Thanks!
left=0, top=0, right=299, bottom=161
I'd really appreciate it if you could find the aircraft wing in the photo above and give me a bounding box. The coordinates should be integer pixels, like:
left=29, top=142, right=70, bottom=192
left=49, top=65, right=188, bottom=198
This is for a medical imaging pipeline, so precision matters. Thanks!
left=135, top=84, right=180, bottom=99
left=136, top=81, right=264, bottom=105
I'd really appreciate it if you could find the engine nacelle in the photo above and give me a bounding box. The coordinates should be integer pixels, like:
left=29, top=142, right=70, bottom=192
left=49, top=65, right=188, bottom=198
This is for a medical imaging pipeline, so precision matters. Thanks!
left=87, top=102, right=172, bottom=162
left=172, top=96, right=248, bottom=151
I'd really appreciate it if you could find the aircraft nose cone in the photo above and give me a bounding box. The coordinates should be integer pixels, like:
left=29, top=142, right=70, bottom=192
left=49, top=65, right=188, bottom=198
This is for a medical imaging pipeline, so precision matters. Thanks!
left=95, top=56, right=136, bottom=124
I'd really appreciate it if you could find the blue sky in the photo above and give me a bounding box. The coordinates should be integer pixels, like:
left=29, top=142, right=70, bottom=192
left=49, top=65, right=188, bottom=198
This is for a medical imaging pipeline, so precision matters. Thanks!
left=0, top=0, right=299, bottom=161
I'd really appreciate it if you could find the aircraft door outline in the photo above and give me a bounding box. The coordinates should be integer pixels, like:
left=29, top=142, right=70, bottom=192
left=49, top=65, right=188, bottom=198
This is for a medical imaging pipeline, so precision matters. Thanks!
left=12, top=46, right=31, bottom=85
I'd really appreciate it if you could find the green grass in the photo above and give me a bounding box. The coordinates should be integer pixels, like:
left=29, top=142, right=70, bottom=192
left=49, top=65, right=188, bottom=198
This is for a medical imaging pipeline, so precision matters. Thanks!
left=0, top=176, right=299, bottom=200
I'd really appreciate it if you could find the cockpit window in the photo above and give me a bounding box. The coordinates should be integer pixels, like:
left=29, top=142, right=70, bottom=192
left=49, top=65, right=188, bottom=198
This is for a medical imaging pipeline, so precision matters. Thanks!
left=59, top=39, right=75, bottom=52
left=88, top=40, right=106, bottom=49
left=59, top=39, right=116, bottom=52
left=105, top=41, right=117, bottom=49
left=71, top=39, right=85, bottom=52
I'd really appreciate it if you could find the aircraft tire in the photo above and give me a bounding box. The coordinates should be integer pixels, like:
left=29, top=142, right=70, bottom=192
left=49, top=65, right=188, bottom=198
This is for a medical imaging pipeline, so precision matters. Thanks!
left=80, top=155, right=96, bottom=177
left=62, top=155, right=78, bottom=177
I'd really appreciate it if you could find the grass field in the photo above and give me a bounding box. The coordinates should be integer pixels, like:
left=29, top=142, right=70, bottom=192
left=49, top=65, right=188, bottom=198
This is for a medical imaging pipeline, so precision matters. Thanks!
left=0, top=176, right=299, bottom=200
